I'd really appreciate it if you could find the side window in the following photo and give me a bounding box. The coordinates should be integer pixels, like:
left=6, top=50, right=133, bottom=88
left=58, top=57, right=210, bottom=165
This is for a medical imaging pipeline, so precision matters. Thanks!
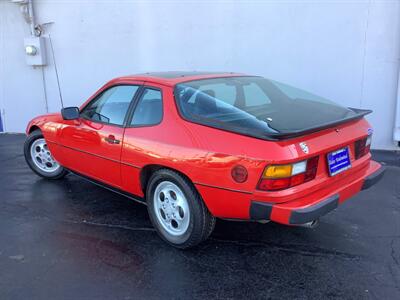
left=81, top=85, right=139, bottom=125
left=130, top=88, right=163, bottom=126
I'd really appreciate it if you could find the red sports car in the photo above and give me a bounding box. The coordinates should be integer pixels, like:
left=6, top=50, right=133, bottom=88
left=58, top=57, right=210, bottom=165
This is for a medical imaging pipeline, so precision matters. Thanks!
left=24, top=72, right=385, bottom=248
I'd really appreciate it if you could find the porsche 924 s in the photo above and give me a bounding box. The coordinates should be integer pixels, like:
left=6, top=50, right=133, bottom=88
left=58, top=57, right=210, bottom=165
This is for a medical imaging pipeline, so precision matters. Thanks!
left=24, top=72, right=385, bottom=248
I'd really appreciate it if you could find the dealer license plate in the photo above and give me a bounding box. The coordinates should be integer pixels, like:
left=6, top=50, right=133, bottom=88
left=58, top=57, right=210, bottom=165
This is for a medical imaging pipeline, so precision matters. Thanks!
left=327, top=147, right=351, bottom=176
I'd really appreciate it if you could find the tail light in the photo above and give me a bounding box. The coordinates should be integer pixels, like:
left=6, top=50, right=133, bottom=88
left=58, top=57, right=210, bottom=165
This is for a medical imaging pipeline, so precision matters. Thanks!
left=354, top=135, right=371, bottom=159
left=257, top=156, right=319, bottom=191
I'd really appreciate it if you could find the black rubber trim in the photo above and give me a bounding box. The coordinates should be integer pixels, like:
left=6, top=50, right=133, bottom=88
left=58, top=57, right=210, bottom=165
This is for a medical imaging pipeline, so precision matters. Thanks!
left=289, top=194, right=339, bottom=225
left=249, top=201, right=273, bottom=221
left=361, top=166, right=386, bottom=190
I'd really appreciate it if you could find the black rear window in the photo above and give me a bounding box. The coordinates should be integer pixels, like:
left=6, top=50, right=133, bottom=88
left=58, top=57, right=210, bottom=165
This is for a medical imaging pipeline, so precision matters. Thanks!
left=174, top=76, right=363, bottom=140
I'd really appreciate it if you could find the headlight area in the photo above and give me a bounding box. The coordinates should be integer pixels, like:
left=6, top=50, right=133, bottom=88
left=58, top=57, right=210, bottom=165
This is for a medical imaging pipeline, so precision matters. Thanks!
left=257, top=156, right=319, bottom=191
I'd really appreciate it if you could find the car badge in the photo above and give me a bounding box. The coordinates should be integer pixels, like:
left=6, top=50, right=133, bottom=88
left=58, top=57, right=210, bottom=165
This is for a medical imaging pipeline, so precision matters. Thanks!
left=335, top=128, right=340, bottom=133
left=299, top=142, right=309, bottom=154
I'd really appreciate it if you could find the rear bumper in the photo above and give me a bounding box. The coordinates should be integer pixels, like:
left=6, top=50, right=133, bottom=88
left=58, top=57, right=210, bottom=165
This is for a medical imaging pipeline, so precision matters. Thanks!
left=249, top=195, right=339, bottom=224
left=361, top=165, right=386, bottom=190
left=249, top=163, right=385, bottom=224
left=289, top=194, right=339, bottom=224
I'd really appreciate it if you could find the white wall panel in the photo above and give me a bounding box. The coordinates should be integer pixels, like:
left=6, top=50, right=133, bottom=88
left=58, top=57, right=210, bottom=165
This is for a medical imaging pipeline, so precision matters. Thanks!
left=1, top=0, right=399, bottom=149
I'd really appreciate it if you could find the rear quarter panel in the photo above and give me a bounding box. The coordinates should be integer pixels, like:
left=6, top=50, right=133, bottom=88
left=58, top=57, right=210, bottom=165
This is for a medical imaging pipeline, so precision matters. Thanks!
left=188, top=117, right=374, bottom=218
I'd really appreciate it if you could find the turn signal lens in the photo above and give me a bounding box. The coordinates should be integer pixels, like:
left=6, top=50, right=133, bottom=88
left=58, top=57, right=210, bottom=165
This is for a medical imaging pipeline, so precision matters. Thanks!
left=257, top=156, right=319, bottom=191
left=264, top=165, right=292, bottom=178
left=263, top=161, right=307, bottom=178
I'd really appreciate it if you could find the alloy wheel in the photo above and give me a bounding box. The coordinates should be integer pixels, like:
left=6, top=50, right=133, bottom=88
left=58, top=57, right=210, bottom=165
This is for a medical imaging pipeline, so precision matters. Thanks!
left=153, top=181, right=190, bottom=236
left=30, top=138, right=60, bottom=173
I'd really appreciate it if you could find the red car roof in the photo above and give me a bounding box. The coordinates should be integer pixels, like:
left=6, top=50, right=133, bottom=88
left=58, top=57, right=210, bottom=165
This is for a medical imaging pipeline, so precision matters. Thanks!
left=116, top=71, right=247, bottom=86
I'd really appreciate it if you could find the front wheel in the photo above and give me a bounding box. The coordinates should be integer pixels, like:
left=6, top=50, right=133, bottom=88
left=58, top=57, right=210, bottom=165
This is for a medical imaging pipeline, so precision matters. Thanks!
left=146, top=169, right=216, bottom=249
left=24, top=130, right=68, bottom=179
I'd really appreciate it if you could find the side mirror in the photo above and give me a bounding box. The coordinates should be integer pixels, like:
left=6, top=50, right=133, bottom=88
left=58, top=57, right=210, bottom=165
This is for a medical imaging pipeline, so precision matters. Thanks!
left=61, top=107, right=80, bottom=120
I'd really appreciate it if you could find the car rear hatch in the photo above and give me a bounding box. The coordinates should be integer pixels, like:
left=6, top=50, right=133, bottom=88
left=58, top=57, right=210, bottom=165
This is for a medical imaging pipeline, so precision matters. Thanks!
left=254, top=116, right=373, bottom=203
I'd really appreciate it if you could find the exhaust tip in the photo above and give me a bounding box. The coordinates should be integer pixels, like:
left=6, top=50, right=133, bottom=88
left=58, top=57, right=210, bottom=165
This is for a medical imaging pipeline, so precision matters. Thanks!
left=296, top=219, right=320, bottom=228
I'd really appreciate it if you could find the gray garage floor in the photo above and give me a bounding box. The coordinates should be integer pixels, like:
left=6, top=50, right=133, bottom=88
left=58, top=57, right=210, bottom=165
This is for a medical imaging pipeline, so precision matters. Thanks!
left=0, top=134, right=399, bottom=300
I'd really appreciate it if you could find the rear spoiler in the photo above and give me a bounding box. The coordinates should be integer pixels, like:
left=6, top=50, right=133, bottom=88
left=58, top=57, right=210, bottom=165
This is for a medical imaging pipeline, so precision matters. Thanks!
left=266, top=108, right=372, bottom=140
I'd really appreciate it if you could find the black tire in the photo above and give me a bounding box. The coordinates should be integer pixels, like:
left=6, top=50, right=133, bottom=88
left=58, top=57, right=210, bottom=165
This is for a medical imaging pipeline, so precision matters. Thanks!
left=146, top=169, right=216, bottom=249
left=24, top=130, right=68, bottom=180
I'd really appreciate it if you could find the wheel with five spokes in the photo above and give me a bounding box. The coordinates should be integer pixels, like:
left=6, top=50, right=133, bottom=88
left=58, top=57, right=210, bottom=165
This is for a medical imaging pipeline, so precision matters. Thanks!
left=146, top=169, right=216, bottom=249
left=24, top=129, right=68, bottom=179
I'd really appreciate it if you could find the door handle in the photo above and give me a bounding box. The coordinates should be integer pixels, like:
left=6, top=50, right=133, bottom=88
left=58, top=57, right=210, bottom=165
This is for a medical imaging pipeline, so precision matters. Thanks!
left=105, top=135, right=120, bottom=144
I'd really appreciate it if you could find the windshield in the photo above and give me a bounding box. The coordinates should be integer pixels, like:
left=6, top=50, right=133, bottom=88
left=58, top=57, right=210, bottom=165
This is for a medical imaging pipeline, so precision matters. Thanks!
left=174, top=76, right=360, bottom=139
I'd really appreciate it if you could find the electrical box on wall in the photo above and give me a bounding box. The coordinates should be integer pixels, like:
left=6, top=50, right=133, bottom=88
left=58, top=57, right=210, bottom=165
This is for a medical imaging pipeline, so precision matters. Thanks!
left=24, top=36, right=47, bottom=66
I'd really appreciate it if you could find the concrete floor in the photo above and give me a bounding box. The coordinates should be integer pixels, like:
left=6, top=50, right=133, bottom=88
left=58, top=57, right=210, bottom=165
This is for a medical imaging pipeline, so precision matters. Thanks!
left=0, top=134, right=399, bottom=300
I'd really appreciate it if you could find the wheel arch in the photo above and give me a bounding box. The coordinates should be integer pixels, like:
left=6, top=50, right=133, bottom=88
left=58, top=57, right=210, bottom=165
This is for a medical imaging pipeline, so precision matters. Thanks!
left=139, top=164, right=217, bottom=216
left=142, top=163, right=216, bottom=248
left=140, top=164, right=195, bottom=195
left=28, top=125, right=41, bottom=134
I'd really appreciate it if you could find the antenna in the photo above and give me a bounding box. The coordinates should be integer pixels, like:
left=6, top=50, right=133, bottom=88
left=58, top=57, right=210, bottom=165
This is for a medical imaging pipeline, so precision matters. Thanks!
left=48, top=33, right=64, bottom=108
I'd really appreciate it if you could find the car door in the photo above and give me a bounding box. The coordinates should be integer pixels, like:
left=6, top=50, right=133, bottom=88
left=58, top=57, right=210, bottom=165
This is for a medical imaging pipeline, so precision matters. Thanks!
left=120, top=85, right=164, bottom=196
left=59, top=84, right=141, bottom=188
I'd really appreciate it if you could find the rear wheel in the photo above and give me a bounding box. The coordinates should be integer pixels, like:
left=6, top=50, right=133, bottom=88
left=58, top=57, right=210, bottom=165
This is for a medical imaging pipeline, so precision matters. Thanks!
left=146, top=169, right=216, bottom=249
left=24, top=130, right=68, bottom=179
